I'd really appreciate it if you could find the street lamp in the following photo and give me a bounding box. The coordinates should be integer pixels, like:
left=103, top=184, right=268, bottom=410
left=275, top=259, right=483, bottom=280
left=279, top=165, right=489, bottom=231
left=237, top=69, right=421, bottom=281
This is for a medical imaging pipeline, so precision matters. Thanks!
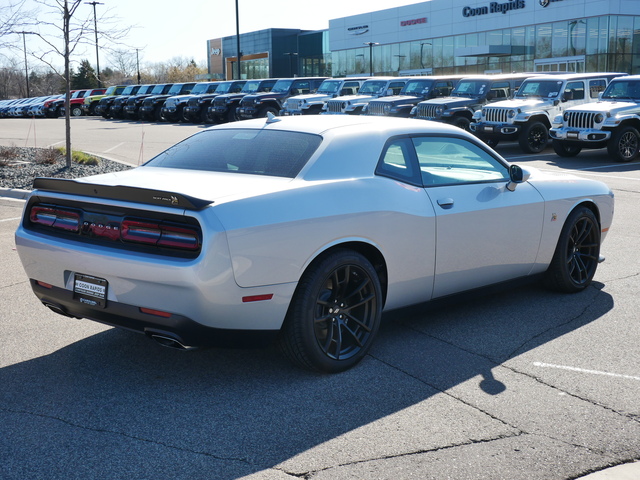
left=85, top=2, right=103, bottom=87
left=16, top=31, right=34, bottom=97
left=135, top=48, right=141, bottom=84
left=235, top=0, right=241, bottom=80
left=284, top=52, right=298, bottom=77
left=364, top=42, right=379, bottom=76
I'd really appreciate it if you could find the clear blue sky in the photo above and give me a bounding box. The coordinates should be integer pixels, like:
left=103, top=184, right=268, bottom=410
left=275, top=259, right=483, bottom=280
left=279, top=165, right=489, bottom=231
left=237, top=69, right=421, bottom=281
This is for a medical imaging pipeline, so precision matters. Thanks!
left=10, top=0, right=424, bottom=68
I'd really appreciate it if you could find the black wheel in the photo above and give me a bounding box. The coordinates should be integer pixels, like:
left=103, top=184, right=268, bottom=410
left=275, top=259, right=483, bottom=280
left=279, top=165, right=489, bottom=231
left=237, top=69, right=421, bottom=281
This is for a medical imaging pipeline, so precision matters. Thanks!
left=153, top=105, right=163, bottom=122
left=519, top=121, right=549, bottom=153
left=88, top=103, right=98, bottom=116
left=70, top=106, right=83, bottom=117
left=227, top=106, right=238, bottom=123
left=552, top=139, right=582, bottom=157
left=258, top=106, right=279, bottom=118
left=452, top=116, right=471, bottom=131
left=278, top=249, right=382, bottom=373
left=484, top=137, right=500, bottom=148
left=201, top=108, right=212, bottom=124
left=607, top=126, right=640, bottom=162
left=545, top=207, right=600, bottom=293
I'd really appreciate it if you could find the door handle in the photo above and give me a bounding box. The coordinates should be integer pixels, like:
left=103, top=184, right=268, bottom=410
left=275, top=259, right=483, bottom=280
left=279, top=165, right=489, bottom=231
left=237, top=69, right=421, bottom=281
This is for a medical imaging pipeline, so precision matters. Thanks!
left=437, top=198, right=454, bottom=208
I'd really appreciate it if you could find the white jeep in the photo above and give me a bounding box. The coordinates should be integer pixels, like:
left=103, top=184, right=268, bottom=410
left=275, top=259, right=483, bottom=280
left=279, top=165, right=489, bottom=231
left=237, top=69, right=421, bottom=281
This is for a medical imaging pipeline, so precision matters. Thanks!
left=549, top=75, right=640, bottom=162
left=471, top=73, right=624, bottom=153
left=281, top=77, right=369, bottom=115
left=322, top=77, right=409, bottom=115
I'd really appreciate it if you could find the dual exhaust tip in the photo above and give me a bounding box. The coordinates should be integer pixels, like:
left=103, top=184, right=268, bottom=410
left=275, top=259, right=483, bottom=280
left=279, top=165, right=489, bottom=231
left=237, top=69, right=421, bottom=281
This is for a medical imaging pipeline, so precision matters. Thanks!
left=42, top=301, right=198, bottom=351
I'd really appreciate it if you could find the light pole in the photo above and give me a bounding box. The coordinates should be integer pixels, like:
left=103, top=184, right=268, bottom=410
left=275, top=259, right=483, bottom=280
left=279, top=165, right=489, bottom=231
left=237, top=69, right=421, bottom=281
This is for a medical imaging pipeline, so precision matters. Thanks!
left=135, top=48, right=141, bottom=84
left=85, top=2, right=103, bottom=87
left=284, top=52, right=298, bottom=77
left=364, top=42, right=378, bottom=76
left=17, top=31, right=34, bottom=97
left=235, top=0, right=241, bottom=79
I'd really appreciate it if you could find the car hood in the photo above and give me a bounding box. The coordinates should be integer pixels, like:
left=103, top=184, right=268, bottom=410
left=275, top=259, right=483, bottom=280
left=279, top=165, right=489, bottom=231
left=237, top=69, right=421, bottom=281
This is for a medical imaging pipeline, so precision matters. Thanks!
left=570, top=100, right=638, bottom=113
left=78, top=167, right=294, bottom=205
left=292, top=93, right=331, bottom=102
left=423, top=96, right=476, bottom=107
left=332, top=94, right=377, bottom=103
left=487, top=98, right=553, bottom=109
left=370, top=95, right=421, bottom=105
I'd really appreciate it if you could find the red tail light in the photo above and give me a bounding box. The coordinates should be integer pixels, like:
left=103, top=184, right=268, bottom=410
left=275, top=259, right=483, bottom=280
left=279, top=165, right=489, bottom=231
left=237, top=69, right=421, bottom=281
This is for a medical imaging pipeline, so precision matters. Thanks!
left=30, top=206, right=80, bottom=232
left=122, top=220, right=200, bottom=251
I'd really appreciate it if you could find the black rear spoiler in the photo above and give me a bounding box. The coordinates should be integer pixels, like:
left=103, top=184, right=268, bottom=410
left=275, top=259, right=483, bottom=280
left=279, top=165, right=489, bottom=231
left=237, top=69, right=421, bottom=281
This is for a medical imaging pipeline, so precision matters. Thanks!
left=32, top=177, right=213, bottom=211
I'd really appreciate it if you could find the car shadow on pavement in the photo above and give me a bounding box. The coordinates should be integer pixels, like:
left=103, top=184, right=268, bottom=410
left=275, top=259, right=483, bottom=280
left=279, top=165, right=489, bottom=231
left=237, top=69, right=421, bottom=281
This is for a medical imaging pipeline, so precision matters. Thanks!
left=0, top=280, right=616, bottom=479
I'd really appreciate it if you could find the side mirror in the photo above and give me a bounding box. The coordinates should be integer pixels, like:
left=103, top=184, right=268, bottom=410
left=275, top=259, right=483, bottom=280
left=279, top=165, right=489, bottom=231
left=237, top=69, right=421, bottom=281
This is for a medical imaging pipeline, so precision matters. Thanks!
left=506, top=164, right=531, bottom=192
left=562, top=91, right=573, bottom=102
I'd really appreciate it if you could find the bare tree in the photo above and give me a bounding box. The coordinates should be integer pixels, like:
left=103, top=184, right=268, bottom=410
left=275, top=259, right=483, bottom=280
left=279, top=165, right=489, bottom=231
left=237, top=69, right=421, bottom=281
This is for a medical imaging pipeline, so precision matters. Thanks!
left=0, top=1, right=35, bottom=56
left=25, top=0, right=131, bottom=168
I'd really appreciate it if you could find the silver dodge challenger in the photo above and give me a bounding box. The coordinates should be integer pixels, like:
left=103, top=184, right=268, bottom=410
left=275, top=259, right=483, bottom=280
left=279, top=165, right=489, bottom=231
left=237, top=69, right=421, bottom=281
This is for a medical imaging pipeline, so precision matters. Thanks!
left=15, top=115, right=614, bottom=372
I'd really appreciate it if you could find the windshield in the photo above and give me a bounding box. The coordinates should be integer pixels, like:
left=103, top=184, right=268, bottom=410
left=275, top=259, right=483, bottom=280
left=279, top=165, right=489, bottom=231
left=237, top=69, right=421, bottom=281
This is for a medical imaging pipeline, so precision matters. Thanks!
left=317, top=80, right=343, bottom=94
left=401, top=80, right=433, bottom=95
left=191, top=83, right=213, bottom=94
left=602, top=80, right=640, bottom=100
left=151, top=84, right=168, bottom=94
left=451, top=80, right=491, bottom=97
left=515, top=80, right=562, bottom=99
left=121, top=86, right=136, bottom=95
left=241, top=81, right=263, bottom=93
left=272, top=80, right=293, bottom=94
left=104, top=86, right=117, bottom=95
left=213, top=82, right=235, bottom=94
left=167, top=84, right=185, bottom=95
left=359, top=80, right=388, bottom=95
left=145, top=129, right=322, bottom=178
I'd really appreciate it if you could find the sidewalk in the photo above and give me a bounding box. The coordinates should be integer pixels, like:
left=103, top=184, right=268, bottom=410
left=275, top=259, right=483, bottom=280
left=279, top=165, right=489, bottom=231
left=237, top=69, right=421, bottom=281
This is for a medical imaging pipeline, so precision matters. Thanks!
left=576, top=461, right=640, bottom=479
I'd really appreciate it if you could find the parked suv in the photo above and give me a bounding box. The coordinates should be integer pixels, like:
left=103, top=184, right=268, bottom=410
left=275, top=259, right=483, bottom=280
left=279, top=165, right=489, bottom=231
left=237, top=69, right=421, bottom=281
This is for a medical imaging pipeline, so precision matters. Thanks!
left=82, top=85, right=127, bottom=116
left=237, top=77, right=327, bottom=119
left=139, top=83, right=195, bottom=122
left=123, top=84, right=171, bottom=120
left=183, top=80, right=244, bottom=123
left=61, top=88, right=105, bottom=116
left=95, top=84, right=142, bottom=118
left=411, top=73, right=532, bottom=132
left=211, top=78, right=277, bottom=123
left=549, top=75, right=639, bottom=162
left=322, top=77, right=410, bottom=115
left=159, top=81, right=220, bottom=122
left=363, top=76, right=463, bottom=118
left=109, top=84, right=155, bottom=119
left=44, top=92, right=78, bottom=118
left=280, top=77, right=369, bottom=116
left=471, top=72, right=624, bottom=153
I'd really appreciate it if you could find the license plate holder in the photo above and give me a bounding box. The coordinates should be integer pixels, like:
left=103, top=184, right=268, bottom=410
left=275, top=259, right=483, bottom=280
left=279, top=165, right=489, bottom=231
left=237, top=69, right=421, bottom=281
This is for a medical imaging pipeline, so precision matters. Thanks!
left=483, top=126, right=494, bottom=133
left=73, top=274, right=108, bottom=308
left=567, top=131, right=579, bottom=139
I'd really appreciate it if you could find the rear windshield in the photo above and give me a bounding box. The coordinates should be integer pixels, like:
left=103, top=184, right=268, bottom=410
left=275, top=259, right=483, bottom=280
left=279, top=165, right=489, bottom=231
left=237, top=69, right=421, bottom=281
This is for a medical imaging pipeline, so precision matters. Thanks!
left=145, top=129, right=322, bottom=178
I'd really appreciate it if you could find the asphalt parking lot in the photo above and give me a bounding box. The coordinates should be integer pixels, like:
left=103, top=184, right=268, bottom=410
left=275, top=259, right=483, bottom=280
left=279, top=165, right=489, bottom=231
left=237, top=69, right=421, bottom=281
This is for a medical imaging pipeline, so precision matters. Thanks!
left=1, top=117, right=639, bottom=479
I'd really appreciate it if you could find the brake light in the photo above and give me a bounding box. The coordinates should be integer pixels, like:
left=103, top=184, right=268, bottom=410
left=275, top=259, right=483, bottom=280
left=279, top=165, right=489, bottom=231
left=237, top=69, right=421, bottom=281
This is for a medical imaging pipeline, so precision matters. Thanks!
left=30, top=206, right=80, bottom=232
left=122, top=220, right=200, bottom=251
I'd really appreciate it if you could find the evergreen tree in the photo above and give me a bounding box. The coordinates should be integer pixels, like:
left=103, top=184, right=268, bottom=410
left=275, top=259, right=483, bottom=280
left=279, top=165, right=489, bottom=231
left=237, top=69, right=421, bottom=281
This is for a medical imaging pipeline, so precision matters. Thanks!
left=71, top=59, right=98, bottom=89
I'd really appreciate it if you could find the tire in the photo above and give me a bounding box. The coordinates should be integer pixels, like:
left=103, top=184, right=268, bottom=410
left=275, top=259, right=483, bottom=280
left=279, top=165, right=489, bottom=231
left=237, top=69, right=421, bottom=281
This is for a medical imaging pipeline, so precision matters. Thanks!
left=258, top=106, right=279, bottom=118
left=227, top=106, right=238, bottom=123
left=552, top=140, right=582, bottom=157
left=484, top=138, right=500, bottom=148
left=607, top=126, right=640, bottom=163
left=278, top=249, right=382, bottom=373
left=153, top=105, right=163, bottom=122
left=452, top=116, right=471, bottom=131
left=88, top=103, right=98, bottom=116
left=70, top=106, right=83, bottom=117
left=519, top=121, right=549, bottom=153
left=544, top=206, right=600, bottom=293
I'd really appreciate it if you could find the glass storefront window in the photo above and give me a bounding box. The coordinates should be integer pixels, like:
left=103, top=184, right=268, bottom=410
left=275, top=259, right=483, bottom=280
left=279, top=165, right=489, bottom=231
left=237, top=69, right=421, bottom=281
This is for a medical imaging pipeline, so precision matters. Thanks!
left=536, top=24, right=552, bottom=59
left=552, top=22, right=568, bottom=58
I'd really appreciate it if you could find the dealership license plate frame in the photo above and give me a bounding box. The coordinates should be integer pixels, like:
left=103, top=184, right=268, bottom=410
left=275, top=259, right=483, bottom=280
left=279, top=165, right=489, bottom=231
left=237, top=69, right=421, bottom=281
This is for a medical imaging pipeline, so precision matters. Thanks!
left=73, top=273, right=108, bottom=308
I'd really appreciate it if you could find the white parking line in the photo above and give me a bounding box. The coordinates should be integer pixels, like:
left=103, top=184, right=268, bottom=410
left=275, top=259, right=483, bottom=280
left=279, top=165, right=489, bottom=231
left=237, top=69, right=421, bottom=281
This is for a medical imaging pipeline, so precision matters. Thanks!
left=534, top=362, right=640, bottom=381
left=103, top=142, right=125, bottom=154
left=0, top=217, right=21, bottom=222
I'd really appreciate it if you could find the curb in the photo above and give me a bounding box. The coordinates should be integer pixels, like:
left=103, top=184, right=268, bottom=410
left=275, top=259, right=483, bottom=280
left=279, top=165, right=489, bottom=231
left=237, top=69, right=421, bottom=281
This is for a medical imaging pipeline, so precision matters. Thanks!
left=576, top=461, right=640, bottom=479
left=0, top=188, right=30, bottom=200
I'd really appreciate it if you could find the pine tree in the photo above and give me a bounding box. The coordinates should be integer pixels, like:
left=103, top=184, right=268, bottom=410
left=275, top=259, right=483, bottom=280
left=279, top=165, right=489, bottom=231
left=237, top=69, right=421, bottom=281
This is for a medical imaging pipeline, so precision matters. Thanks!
left=71, top=59, right=98, bottom=89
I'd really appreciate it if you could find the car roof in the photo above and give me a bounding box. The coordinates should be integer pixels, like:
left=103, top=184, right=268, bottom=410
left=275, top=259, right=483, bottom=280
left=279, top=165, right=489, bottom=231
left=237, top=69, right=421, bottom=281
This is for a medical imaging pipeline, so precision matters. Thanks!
left=210, top=112, right=466, bottom=137
left=522, top=72, right=628, bottom=81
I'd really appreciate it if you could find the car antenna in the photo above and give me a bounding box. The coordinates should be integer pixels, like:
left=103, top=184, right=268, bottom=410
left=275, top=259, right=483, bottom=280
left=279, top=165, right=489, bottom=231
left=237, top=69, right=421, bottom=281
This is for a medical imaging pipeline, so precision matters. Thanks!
left=266, top=111, right=281, bottom=124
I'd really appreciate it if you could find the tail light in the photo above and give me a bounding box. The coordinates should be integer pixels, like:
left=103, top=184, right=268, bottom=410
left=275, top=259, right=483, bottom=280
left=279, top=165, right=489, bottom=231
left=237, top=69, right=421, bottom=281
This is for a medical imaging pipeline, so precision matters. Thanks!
left=30, top=206, right=80, bottom=232
left=27, top=203, right=201, bottom=255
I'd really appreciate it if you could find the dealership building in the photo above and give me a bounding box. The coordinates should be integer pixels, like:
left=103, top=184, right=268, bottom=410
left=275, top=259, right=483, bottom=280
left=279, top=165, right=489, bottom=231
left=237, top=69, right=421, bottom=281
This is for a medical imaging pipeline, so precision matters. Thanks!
left=207, top=0, right=640, bottom=79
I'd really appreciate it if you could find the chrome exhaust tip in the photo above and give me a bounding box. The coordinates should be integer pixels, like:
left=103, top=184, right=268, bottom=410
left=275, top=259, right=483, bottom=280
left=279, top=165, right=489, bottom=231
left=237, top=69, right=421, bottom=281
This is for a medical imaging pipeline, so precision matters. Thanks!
left=149, top=333, right=198, bottom=351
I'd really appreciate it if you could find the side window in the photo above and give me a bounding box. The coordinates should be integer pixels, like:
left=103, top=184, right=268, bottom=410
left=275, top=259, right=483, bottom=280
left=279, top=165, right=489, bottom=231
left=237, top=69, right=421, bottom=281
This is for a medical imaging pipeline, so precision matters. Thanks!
left=565, top=81, right=585, bottom=100
left=412, top=136, right=509, bottom=186
left=589, top=79, right=607, bottom=98
left=489, top=81, right=510, bottom=99
left=433, top=81, right=454, bottom=96
left=343, top=81, right=361, bottom=95
left=293, top=81, right=311, bottom=94
left=375, top=138, right=420, bottom=185
left=389, top=82, right=406, bottom=95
